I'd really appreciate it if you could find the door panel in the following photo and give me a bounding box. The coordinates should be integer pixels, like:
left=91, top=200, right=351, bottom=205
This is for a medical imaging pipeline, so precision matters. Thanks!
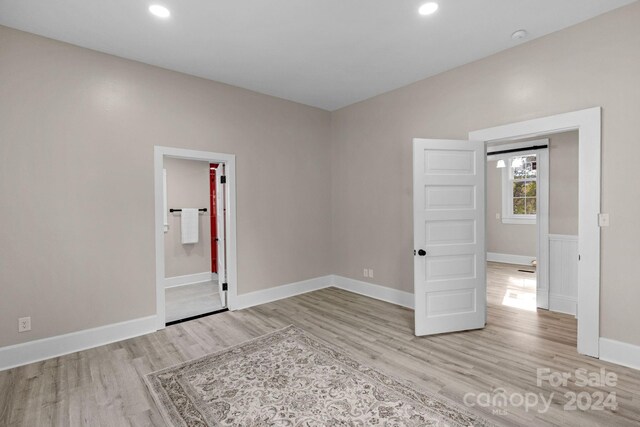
left=425, top=220, right=475, bottom=245
left=215, top=165, right=227, bottom=307
left=413, top=139, right=486, bottom=336
left=426, top=288, right=476, bottom=316
left=425, top=185, right=476, bottom=210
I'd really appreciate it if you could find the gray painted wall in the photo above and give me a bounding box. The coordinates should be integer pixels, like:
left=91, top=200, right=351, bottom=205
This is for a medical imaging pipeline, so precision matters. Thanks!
left=163, top=157, right=212, bottom=278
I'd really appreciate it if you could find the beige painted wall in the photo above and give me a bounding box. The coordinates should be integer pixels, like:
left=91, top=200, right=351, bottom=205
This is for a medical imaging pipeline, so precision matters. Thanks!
left=549, top=132, right=579, bottom=235
left=163, top=158, right=212, bottom=278
left=330, top=3, right=640, bottom=345
left=0, top=26, right=332, bottom=347
left=487, top=131, right=579, bottom=256
left=1, top=1, right=639, bottom=350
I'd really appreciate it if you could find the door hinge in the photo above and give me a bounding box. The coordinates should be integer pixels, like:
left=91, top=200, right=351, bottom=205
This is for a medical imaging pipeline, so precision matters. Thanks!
left=220, top=176, right=226, bottom=184
left=222, top=282, right=228, bottom=291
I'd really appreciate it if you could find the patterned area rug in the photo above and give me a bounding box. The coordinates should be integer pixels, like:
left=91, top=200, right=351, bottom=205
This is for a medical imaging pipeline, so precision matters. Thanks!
left=145, top=325, right=493, bottom=426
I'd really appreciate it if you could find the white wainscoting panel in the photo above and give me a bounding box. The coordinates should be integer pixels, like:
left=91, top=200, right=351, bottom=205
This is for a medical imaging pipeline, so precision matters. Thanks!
left=548, top=234, right=578, bottom=315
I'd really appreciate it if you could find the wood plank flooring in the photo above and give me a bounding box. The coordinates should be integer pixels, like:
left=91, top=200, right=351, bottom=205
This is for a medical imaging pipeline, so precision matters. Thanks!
left=1, top=262, right=639, bottom=426
left=165, top=281, right=224, bottom=323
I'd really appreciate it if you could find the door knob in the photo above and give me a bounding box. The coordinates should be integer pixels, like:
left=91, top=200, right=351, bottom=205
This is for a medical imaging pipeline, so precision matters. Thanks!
left=417, top=249, right=427, bottom=256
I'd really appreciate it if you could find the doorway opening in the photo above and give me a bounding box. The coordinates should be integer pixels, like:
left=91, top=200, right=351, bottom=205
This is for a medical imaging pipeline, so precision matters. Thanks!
left=161, top=158, right=226, bottom=324
left=154, top=147, right=237, bottom=330
left=487, top=142, right=545, bottom=313
left=470, top=107, right=601, bottom=357
left=484, top=132, right=580, bottom=352
left=486, top=132, right=579, bottom=319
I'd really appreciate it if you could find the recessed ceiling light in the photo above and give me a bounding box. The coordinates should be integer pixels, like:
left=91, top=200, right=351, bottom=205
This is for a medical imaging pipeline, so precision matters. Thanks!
left=418, top=2, right=439, bottom=16
left=511, top=29, right=528, bottom=41
left=149, top=4, right=171, bottom=18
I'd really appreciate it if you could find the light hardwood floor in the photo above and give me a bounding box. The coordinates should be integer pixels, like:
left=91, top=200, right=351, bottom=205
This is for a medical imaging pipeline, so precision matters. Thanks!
left=165, top=281, right=224, bottom=323
left=1, top=262, right=638, bottom=426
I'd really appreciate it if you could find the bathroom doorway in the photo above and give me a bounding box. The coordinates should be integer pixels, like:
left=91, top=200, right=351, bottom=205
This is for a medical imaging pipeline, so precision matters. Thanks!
left=154, top=147, right=237, bottom=329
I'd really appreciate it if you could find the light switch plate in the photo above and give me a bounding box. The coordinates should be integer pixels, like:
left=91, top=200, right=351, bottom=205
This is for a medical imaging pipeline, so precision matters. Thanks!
left=368, top=269, right=374, bottom=278
left=598, top=213, right=610, bottom=227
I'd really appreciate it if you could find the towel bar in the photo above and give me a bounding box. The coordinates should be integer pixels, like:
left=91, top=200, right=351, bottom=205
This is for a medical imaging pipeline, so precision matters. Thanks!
left=170, top=208, right=207, bottom=213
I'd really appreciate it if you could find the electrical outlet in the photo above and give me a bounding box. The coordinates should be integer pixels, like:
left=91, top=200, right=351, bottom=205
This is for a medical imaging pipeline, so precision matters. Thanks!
left=495, top=213, right=501, bottom=219
left=363, top=268, right=369, bottom=278
left=18, top=316, right=31, bottom=333
left=368, top=269, right=374, bottom=278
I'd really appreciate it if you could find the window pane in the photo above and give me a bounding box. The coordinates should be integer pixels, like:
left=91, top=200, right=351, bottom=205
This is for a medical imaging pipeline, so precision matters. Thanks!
left=525, top=181, right=536, bottom=197
left=513, top=167, right=526, bottom=179
left=513, top=181, right=525, bottom=197
left=511, top=155, right=537, bottom=179
left=526, top=198, right=537, bottom=214
left=524, top=164, right=537, bottom=179
left=509, top=154, right=537, bottom=217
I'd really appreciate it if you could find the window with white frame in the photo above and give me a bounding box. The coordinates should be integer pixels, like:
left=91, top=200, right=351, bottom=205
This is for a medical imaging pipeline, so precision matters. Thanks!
left=501, top=154, right=537, bottom=224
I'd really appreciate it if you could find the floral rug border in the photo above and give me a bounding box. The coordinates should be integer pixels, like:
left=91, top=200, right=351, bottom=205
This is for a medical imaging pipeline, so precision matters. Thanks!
left=144, top=325, right=495, bottom=426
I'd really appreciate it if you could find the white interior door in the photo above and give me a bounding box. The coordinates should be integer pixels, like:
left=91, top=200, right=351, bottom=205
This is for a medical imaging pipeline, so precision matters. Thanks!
left=216, top=164, right=227, bottom=307
left=413, top=139, right=486, bottom=336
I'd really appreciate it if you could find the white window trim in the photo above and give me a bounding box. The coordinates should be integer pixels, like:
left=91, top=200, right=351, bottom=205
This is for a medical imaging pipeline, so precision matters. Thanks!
left=501, top=155, right=537, bottom=224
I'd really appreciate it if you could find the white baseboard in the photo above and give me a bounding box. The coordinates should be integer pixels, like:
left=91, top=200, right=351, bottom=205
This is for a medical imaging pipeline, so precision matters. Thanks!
left=232, top=275, right=414, bottom=311
left=232, top=275, right=333, bottom=310
left=549, top=294, right=577, bottom=316
left=548, top=234, right=578, bottom=241
left=537, top=290, right=549, bottom=310
left=332, top=275, right=414, bottom=309
left=2, top=273, right=638, bottom=373
left=600, top=338, right=640, bottom=371
left=164, top=272, right=213, bottom=288
left=487, top=252, right=536, bottom=266
left=0, top=315, right=157, bottom=372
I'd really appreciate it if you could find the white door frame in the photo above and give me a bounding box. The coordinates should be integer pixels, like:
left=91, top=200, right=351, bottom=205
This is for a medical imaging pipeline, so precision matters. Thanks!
left=154, top=146, right=238, bottom=330
left=470, top=107, right=601, bottom=357
left=214, top=163, right=227, bottom=307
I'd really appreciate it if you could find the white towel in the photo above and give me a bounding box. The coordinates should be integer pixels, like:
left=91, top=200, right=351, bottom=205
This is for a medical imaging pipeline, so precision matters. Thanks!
left=181, top=208, right=199, bottom=244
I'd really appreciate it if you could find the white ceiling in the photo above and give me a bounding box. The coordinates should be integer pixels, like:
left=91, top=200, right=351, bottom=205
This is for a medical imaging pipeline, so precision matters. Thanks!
left=0, top=0, right=635, bottom=110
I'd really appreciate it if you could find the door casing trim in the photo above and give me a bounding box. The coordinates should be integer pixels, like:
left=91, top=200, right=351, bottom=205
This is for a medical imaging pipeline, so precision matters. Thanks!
left=470, top=107, right=601, bottom=357
left=154, top=146, right=238, bottom=330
